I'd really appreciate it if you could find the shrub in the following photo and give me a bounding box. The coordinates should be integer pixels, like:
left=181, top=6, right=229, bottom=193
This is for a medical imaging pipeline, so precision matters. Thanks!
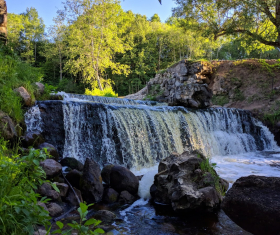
left=85, top=86, right=118, bottom=98
left=0, top=139, right=51, bottom=235
left=211, top=95, right=229, bottom=106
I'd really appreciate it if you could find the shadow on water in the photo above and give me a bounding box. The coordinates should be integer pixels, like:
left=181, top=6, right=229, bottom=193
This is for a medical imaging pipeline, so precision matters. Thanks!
left=88, top=200, right=251, bottom=235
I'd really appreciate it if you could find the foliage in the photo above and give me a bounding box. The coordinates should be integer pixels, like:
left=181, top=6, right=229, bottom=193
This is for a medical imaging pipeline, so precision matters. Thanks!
left=0, top=47, right=43, bottom=122
left=173, top=0, right=280, bottom=48
left=85, top=86, right=118, bottom=98
left=211, top=95, right=229, bottom=106
left=0, top=139, right=51, bottom=235
left=234, top=89, right=245, bottom=101
left=52, top=202, right=104, bottom=235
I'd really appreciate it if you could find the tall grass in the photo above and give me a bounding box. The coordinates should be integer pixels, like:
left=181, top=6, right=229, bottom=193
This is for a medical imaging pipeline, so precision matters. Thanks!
left=0, top=47, right=43, bottom=122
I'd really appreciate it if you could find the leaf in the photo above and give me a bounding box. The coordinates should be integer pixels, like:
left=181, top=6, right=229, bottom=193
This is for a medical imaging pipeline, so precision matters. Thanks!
left=56, top=221, right=64, bottom=229
left=51, top=229, right=62, bottom=234
left=84, top=218, right=98, bottom=226
left=50, top=182, right=60, bottom=193
left=32, top=159, right=39, bottom=165
left=93, top=228, right=105, bottom=234
left=79, top=202, right=88, bottom=214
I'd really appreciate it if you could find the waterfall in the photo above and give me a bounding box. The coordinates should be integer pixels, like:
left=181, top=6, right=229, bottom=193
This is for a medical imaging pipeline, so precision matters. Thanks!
left=24, top=105, right=42, bottom=132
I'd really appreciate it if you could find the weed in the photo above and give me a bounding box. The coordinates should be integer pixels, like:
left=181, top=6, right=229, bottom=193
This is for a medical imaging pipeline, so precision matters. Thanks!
left=52, top=202, right=104, bottom=235
left=212, top=95, right=229, bottom=106
left=234, top=89, right=245, bottom=101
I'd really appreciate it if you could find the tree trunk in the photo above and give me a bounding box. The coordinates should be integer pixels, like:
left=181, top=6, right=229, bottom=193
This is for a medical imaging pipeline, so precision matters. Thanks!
left=0, top=0, right=7, bottom=44
left=59, top=47, right=62, bottom=81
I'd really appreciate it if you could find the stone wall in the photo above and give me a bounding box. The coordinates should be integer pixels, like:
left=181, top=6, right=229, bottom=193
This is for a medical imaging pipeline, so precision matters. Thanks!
left=125, top=60, right=213, bottom=108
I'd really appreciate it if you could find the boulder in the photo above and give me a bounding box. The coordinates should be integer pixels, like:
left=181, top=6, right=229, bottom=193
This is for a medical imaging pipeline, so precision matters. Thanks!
left=46, top=202, right=63, bottom=217
left=110, top=165, right=139, bottom=195
left=40, top=159, right=62, bottom=178
left=35, top=82, right=45, bottom=95
left=80, top=158, right=103, bottom=203
left=222, top=175, right=280, bottom=235
left=101, top=164, right=114, bottom=184
left=60, top=157, right=84, bottom=171
left=94, top=210, right=116, bottom=223
left=150, top=151, right=227, bottom=212
left=66, top=187, right=83, bottom=207
left=37, top=202, right=48, bottom=212
left=14, top=86, right=33, bottom=107
left=65, top=169, right=82, bottom=189
left=22, top=131, right=44, bottom=148
left=55, top=182, right=69, bottom=197
left=0, top=110, right=17, bottom=140
left=118, top=190, right=136, bottom=204
left=103, top=188, right=119, bottom=203
left=37, top=183, right=60, bottom=201
left=38, top=143, right=59, bottom=161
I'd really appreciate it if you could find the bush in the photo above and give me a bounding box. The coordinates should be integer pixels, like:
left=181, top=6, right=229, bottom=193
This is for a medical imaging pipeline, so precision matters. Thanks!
left=0, top=139, right=51, bottom=235
left=85, top=86, right=118, bottom=98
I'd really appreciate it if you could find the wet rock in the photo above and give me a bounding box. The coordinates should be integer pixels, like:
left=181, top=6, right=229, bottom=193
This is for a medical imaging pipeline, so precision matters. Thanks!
left=80, top=158, right=103, bottom=203
left=150, top=151, right=226, bottom=212
left=119, top=190, right=136, bottom=204
left=40, top=159, right=62, bottom=178
left=14, top=86, right=33, bottom=106
left=66, top=169, right=82, bottom=189
left=0, top=110, right=17, bottom=140
left=110, top=166, right=139, bottom=195
left=35, top=82, right=45, bottom=95
left=37, top=183, right=60, bottom=201
left=137, top=175, right=144, bottom=181
left=38, top=143, right=59, bottom=161
left=94, top=210, right=116, bottom=223
left=60, top=157, right=84, bottom=171
left=66, top=187, right=83, bottom=207
left=55, top=182, right=69, bottom=197
left=22, top=131, right=44, bottom=148
left=47, top=202, right=63, bottom=217
left=103, top=188, right=119, bottom=203
left=101, top=164, right=114, bottom=184
left=222, top=175, right=280, bottom=235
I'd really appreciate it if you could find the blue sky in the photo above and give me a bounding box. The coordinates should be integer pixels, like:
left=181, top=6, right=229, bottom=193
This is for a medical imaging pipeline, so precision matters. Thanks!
left=8, top=0, right=176, bottom=27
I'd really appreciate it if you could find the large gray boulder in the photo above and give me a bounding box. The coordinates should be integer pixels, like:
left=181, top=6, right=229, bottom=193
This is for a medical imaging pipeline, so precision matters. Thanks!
left=222, top=175, right=280, bottom=235
left=150, top=151, right=228, bottom=212
left=40, top=159, right=62, bottom=178
left=0, top=110, right=17, bottom=140
left=110, top=165, right=139, bottom=195
left=22, top=131, right=44, bottom=148
left=37, top=183, right=60, bottom=201
left=80, top=158, right=104, bottom=203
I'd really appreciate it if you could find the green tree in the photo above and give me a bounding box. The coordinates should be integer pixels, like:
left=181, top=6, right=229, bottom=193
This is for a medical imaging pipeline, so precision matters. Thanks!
left=173, top=0, right=280, bottom=49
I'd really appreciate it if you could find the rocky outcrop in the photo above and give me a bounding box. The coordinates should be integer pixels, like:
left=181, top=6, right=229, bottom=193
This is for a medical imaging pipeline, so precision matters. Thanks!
left=150, top=151, right=228, bottom=212
left=222, top=175, right=280, bottom=235
left=125, top=60, right=213, bottom=108
left=55, top=182, right=69, bottom=197
left=103, top=188, right=119, bottom=203
left=0, top=0, right=7, bottom=43
left=80, top=158, right=104, bottom=203
left=118, top=190, right=136, bottom=204
left=37, top=183, right=60, bottom=201
left=46, top=202, right=63, bottom=217
left=110, top=165, right=139, bottom=195
left=0, top=110, right=17, bottom=140
left=35, top=82, right=45, bottom=95
left=40, top=159, right=62, bottom=178
left=14, top=87, right=33, bottom=107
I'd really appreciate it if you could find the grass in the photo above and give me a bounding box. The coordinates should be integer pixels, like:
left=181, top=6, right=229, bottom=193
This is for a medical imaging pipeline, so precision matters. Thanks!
left=0, top=47, right=43, bottom=122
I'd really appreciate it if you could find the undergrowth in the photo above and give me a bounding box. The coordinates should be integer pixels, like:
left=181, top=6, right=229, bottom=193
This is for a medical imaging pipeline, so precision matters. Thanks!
left=0, top=138, right=51, bottom=235
left=0, top=47, right=43, bottom=122
left=85, top=87, right=118, bottom=98
left=211, top=95, right=229, bottom=106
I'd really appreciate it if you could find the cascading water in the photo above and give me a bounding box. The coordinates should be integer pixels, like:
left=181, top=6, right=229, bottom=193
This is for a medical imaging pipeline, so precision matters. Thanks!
left=29, top=94, right=278, bottom=170
left=24, top=105, right=42, bottom=132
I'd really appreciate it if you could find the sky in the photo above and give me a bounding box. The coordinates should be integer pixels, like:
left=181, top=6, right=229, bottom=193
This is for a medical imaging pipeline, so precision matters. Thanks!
left=8, top=0, right=177, bottom=27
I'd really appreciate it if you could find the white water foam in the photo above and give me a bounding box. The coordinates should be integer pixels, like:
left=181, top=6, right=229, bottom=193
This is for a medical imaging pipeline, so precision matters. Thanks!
left=24, top=105, right=42, bottom=132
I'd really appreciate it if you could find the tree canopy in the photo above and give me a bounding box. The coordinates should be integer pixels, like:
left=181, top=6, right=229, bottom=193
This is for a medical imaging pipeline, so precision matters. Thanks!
left=173, top=0, right=280, bottom=49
